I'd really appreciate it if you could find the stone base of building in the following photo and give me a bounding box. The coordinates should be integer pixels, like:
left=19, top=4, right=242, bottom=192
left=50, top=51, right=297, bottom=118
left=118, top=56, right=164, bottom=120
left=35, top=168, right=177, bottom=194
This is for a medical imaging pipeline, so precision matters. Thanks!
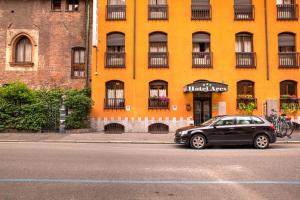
left=91, top=117, right=194, bottom=133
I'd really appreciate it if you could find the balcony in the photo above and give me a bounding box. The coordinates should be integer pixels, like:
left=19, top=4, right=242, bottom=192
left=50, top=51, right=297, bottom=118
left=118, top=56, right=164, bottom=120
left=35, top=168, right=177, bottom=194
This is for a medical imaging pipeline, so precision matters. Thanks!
left=280, top=97, right=300, bottom=109
left=104, top=98, right=125, bottom=109
left=278, top=52, right=299, bottom=68
left=105, top=52, right=125, bottom=68
left=236, top=97, right=257, bottom=109
left=148, top=98, right=169, bottom=109
left=148, top=5, right=168, bottom=20
left=277, top=4, right=298, bottom=20
left=148, top=52, right=169, bottom=68
left=234, top=5, right=255, bottom=20
left=236, top=52, right=256, bottom=68
left=106, top=5, right=126, bottom=20
left=192, top=52, right=213, bottom=68
left=191, top=5, right=211, bottom=20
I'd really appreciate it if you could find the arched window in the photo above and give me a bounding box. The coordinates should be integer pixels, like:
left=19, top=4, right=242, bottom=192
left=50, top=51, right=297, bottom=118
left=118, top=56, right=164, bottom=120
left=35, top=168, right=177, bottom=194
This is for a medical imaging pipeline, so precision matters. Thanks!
left=192, top=32, right=212, bottom=68
left=237, top=80, right=256, bottom=109
left=237, top=80, right=254, bottom=98
left=106, top=32, right=125, bottom=68
left=149, top=32, right=168, bottom=68
left=149, top=80, right=169, bottom=109
left=280, top=80, right=297, bottom=97
left=105, top=80, right=125, bottom=108
left=107, top=0, right=126, bottom=20
left=148, top=0, right=168, bottom=20
left=280, top=80, right=298, bottom=109
left=148, top=123, right=169, bottom=134
left=15, top=36, right=32, bottom=63
left=235, top=32, right=255, bottom=68
left=235, top=32, right=253, bottom=52
left=278, top=33, right=297, bottom=67
left=104, top=123, right=125, bottom=134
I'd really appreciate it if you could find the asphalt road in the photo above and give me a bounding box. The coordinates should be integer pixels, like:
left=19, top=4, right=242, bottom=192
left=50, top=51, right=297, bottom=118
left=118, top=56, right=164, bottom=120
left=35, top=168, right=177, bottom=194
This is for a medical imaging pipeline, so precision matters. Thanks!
left=0, top=143, right=300, bottom=200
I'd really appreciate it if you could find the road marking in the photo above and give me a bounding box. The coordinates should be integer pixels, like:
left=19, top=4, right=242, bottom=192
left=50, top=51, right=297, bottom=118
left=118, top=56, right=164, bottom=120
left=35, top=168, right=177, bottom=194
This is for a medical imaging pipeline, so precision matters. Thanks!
left=0, top=179, right=300, bottom=185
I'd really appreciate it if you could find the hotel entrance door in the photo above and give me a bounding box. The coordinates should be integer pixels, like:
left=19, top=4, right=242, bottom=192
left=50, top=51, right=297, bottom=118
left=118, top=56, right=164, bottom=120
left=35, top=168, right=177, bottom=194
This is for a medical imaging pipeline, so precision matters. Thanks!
left=193, top=93, right=212, bottom=126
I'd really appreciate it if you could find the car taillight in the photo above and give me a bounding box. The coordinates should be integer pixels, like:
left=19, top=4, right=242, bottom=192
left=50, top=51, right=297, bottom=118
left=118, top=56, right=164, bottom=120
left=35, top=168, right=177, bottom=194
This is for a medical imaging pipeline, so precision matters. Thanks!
left=270, top=124, right=275, bottom=130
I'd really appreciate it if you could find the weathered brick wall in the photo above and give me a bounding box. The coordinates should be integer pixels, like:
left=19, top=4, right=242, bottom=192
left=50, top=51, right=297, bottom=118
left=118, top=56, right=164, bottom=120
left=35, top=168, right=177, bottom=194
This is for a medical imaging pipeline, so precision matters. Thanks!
left=0, top=0, right=91, bottom=89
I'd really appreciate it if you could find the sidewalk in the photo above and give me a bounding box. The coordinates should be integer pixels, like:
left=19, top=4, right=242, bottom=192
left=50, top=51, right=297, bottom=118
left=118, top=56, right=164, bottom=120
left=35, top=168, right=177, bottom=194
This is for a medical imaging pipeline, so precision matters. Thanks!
left=0, top=131, right=300, bottom=144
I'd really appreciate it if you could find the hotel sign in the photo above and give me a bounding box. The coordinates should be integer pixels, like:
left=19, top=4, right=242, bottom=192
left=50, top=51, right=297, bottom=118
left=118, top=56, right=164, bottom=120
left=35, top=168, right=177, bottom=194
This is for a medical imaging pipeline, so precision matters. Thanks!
left=184, top=81, right=228, bottom=93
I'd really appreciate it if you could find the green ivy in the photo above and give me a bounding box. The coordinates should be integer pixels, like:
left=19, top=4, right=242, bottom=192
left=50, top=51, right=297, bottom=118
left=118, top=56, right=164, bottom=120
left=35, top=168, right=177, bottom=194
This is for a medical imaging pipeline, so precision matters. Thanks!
left=0, top=82, right=92, bottom=132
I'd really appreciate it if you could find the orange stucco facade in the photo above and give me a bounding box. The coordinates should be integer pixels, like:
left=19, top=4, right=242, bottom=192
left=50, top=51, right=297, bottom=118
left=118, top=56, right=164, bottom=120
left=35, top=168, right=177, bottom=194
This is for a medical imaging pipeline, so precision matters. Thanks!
left=91, top=0, right=300, bottom=132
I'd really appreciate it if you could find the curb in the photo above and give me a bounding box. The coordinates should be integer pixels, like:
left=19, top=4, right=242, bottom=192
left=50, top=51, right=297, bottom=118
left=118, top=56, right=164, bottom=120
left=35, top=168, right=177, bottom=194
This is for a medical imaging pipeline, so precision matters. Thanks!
left=0, top=140, right=299, bottom=144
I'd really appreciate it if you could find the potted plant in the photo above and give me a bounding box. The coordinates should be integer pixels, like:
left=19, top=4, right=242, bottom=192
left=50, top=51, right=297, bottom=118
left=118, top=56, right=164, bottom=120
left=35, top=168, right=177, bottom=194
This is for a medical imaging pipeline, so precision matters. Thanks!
left=238, top=102, right=256, bottom=115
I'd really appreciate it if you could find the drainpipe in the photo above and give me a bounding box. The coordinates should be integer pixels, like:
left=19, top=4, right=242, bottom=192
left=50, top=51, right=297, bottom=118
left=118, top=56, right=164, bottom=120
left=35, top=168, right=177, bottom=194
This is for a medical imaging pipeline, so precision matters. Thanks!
left=85, top=0, right=91, bottom=88
left=264, top=0, right=270, bottom=80
left=133, top=0, right=136, bottom=79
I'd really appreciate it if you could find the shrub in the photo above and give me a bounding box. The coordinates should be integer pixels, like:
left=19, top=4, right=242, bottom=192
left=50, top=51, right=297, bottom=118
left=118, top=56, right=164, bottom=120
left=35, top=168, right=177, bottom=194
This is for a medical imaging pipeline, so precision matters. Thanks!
left=0, top=82, right=92, bottom=132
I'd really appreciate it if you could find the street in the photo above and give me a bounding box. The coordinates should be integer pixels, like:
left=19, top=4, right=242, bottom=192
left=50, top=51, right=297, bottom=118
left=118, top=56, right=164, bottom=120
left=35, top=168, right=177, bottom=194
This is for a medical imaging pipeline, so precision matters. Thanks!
left=0, top=142, right=300, bottom=200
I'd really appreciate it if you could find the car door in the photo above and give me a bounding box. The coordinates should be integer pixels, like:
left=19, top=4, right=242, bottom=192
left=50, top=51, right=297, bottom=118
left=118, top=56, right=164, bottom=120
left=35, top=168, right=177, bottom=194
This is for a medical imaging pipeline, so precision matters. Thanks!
left=209, top=117, right=238, bottom=143
left=234, top=116, right=255, bottom=142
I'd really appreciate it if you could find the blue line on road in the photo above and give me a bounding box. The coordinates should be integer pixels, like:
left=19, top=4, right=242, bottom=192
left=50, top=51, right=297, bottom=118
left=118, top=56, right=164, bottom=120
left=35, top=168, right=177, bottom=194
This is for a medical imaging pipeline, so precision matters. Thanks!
left=0, top=179, right=300, bottom=185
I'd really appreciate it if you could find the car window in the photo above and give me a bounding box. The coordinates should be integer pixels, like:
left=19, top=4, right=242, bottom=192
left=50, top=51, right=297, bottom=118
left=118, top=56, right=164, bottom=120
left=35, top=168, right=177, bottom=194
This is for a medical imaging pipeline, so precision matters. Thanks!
left=214, top=117, right=236, bottom=126
left=237, top=117, right=252, bottom=125
left=252, top=117, right=264, bottom=124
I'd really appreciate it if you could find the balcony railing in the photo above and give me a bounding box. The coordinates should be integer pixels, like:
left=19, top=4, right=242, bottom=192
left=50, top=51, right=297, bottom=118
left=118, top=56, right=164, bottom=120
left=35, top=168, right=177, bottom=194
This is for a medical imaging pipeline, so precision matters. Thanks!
left=278, top=52, right=299, bottom=68
left=106, top=5, right=126, bottom=20
left=105, top=52, right=125, bottom=68
left=192, top=52, right=213, bottom=68
left=191, top=5, right=211, bottom=20
left=277, top=4, right=298, bottom=20
left=104, top=98, right=125, bottom=109
left=280, top=98, right=300, bottom=109
left=148, top=5, right=168, bottom=20
left=237, top=98, right=257, bottom=109
left=236, top=52, right=256, bottom=68
left=234, top=5, right=255, bottom=20
left=148, top=52, right=169, bottom=68
left=148, top=98, right=169, bottom=109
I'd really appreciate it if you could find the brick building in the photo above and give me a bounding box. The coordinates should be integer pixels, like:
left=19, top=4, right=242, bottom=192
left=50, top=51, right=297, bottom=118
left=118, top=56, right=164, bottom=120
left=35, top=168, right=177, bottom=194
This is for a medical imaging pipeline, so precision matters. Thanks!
left=0, top=0, right=92, bottom=89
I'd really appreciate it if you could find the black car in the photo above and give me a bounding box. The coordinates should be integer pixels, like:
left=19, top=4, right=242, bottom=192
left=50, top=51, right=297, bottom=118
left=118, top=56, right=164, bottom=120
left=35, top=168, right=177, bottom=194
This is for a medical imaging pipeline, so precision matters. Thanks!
left=175, top=115, right=277, bottom=149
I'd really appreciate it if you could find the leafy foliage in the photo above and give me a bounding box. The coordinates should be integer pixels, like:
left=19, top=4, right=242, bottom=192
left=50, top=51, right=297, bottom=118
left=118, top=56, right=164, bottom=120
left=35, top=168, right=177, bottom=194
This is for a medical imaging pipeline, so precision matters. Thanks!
left=0, top=82, right=92, bottom=131
left=238, top=102, right=256, bottom=115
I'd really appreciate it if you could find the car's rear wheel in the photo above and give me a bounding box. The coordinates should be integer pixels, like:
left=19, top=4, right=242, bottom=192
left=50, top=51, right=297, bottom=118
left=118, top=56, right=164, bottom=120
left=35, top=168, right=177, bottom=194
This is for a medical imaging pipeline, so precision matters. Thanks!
left=190, top=134, right=206, bottom=149
left=254, top=134, right=270, bottom=149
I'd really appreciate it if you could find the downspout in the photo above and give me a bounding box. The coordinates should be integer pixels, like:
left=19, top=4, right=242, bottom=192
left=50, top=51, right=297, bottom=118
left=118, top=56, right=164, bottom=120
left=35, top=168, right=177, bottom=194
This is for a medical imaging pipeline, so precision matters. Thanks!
left=264, top=0, right=270, bottom=80
left=85, top=0, right=91, bottom=88
left=133, top=0, right=136, bottom=79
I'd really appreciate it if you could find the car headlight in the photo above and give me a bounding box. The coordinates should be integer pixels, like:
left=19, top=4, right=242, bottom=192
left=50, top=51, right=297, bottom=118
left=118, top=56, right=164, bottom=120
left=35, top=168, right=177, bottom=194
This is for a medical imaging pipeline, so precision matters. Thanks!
left=180, top=130, right=188, bottom=136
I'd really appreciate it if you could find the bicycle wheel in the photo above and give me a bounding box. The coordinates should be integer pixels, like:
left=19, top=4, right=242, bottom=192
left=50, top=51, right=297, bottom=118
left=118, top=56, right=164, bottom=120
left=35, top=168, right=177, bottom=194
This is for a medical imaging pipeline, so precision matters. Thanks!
left=278, top=121, right=288, bottom=137
left=286, top=121, right=295, bottom=138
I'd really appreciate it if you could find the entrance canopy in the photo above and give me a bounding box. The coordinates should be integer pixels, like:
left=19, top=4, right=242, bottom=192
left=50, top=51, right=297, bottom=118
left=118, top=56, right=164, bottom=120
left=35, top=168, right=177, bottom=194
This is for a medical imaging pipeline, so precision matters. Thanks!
left=184, top=80, right=228, bottom=93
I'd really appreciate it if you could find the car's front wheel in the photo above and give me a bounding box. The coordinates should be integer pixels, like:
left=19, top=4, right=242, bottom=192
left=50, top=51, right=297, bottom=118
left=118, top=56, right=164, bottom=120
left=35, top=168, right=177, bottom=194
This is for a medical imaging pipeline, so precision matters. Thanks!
left=190, top=134, right=206, bottom=149
left=254, top=134, right=270, bottom=149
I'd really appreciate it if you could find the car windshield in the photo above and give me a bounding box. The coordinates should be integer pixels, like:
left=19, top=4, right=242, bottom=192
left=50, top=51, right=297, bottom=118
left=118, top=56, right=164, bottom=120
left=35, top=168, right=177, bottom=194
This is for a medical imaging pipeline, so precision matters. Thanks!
left=201, top=116, right=222, bottom=126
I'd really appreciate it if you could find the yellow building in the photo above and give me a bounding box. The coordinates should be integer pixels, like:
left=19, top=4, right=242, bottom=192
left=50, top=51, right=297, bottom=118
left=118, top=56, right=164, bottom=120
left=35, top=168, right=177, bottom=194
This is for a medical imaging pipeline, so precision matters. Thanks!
left=91, top=0, right=300, bottom=133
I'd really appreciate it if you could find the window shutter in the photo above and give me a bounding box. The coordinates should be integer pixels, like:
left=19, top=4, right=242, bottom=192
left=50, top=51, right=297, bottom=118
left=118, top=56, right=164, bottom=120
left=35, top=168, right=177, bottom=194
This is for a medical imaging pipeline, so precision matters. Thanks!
left=193, top=33, right=210, bottom=43
left=192, top=0, right=210, bottom=5
left=107, top=33, right=125, bottom=46
left=149, top=33, right=167, bottom=42
left=278, top=33, right=295, bottom=47
left=234, top=0, right=252, bottom=4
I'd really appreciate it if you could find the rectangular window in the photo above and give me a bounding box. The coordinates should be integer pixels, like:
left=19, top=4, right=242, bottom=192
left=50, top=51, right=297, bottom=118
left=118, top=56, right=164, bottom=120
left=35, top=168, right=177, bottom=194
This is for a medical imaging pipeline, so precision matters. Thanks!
left=71, top=48, right=85, bottom=78
left=52, top=0, right=61, bottom=11
left=67, top=0, right=79, bottom=11
left=148, top=0, right=168, bottom=20
left=107, top=0, right=126, bottom=20
left=191, top=0, right=211, bottom=20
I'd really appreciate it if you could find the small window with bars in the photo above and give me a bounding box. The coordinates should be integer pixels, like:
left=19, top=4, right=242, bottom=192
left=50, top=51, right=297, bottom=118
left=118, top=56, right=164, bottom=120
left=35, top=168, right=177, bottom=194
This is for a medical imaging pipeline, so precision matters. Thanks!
left=71, top=47, right=85, bottom=78
left=66, top=0, right=79, bottom=11
left=51, top=0, right=61, bottom=11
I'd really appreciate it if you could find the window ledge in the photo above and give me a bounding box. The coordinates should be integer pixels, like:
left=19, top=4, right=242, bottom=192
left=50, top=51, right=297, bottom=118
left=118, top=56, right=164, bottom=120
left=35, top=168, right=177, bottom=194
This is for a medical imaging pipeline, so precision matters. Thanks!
left=9, top=62, right=34, bottom=67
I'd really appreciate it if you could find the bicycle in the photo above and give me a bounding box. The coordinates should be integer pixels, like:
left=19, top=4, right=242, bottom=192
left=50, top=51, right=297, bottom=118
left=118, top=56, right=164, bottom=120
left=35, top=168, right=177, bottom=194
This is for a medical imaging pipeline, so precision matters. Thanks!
left=268, top=109, right=295, bottom=138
